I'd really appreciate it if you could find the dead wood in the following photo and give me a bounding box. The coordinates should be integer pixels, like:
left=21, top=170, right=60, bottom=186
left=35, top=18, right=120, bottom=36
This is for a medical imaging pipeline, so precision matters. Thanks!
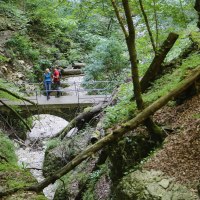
left=55, top=88, right=118, bottom=140
left=1, top=66, right=199, bottom=197
left=72, top=63, right=86, bottom=69
left=62, top=69, right=83, bottom=76
left=53, top=102, right=108, bottom=139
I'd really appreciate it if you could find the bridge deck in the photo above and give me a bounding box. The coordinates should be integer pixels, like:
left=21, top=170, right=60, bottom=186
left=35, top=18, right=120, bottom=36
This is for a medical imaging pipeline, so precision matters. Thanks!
left=1, top=95, right=111, bottom=108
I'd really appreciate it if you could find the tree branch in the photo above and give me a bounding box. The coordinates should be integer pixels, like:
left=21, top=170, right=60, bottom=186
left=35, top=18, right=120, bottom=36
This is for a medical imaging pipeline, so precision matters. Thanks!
left=110, top=0, right=129, bottom=38
left=139, top=0, right=156, bottom=53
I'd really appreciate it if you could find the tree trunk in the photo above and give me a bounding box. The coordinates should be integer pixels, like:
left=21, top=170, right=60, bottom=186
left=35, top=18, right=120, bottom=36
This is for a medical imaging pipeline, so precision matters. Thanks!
left=72, top=62, right=86, bottom=69
left=1, top=66, right=199, bottom=198
left=140, top=32, right=179, bottom=93
left=121, top=0, right=164, bottom=140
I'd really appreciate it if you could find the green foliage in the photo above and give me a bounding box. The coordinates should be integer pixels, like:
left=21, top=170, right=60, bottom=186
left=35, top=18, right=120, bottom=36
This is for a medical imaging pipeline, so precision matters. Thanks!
left=0, top=132, right=17, bottom=163
left=45, top=138, right=61, bottom=152
left=103, top=83, right=136, bottom=128
left=6, top=34, right=40, bottom=61
left=83, top=36, right=129, bottom=93
left=0, top=54, right=10, bottom=63
left=82, top=164, right=108, bottom=200
left=191, top=31, right=200, bottom=48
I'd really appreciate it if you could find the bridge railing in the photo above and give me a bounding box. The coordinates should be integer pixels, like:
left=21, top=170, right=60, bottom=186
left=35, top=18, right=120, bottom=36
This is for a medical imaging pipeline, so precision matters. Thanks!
left=27, top=80, right=120, bottom=105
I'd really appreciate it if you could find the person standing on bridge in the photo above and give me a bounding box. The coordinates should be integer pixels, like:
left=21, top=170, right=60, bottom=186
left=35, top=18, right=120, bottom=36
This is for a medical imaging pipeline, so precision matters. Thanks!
left=52, top=66, right=61, bottom=97
left=43, top=68, right=52, bottom=100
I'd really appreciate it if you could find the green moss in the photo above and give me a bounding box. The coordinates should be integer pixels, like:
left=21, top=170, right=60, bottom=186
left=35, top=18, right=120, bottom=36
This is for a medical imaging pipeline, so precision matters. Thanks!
left=0, top=132, right=17, bottom=163
left=82, top=165, right=108, bottom=200
left=0, top=132, right=46, bottom=199
left=191, top=31, right=200, bottom=48
left=45, top=138, right=61, bottom=152
left=54, top=161, right=90, bottom=200
left=0, top=54, right=10, bottom=63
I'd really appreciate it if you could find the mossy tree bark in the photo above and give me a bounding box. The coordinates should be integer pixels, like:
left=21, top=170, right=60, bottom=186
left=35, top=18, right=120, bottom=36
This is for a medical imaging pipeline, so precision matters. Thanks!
left=0, top=100, right=31, bottom=132
left=1, top=66, right=199, bottom=197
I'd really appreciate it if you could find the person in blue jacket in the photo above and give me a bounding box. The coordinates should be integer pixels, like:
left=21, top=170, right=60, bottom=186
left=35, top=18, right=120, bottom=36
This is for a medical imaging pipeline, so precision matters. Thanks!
left=43, top=68, right=52, bottom=100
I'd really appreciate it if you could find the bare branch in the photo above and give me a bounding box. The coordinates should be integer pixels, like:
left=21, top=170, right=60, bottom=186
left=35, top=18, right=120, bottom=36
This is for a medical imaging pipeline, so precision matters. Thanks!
left=0, top=100, right=31, bottom=132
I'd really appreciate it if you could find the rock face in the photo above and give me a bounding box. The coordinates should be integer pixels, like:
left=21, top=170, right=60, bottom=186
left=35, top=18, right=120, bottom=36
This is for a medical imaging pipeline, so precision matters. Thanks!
left=113, top=170, right=198, bottom=200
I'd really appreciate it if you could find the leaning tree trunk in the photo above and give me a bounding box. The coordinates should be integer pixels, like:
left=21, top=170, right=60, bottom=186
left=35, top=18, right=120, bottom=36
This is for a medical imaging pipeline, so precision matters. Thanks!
left=140, top=32, right=179, bottom=93
left=1, top=66, right=199, bottom=198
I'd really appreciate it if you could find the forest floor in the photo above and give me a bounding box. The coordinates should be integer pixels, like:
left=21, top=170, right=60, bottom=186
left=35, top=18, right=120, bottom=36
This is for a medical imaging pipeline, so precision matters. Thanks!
left=144, top=94, right=200, bottom=190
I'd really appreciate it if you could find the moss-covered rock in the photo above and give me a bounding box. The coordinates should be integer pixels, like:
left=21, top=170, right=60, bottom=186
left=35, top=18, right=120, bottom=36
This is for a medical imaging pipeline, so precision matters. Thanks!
left=107, top=133, right=157, bottom=185
left=113, top=170, right=198, bottom=200
left=43, top=129, right=93, bottom=177
left=0, top=132, right=47, bottom=200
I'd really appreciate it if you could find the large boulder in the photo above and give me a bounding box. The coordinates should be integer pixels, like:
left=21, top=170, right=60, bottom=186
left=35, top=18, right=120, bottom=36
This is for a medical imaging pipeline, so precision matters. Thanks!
left=43, top=128, right=94, bottom=177
left=113, top=170, right=198, bottom=200
left=107, top=133, right=158, bottom=184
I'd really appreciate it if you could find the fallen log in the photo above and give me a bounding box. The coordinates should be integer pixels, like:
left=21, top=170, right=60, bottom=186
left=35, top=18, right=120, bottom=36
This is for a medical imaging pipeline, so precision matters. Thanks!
left=54, top=102, right=108, bottom=139
left=140, top=32, right=179, bottom=93
left=1, top=66, right=199, bottom=197
left=62, top=69, right=83, bottom=76
left=55, top=88, right=118, bottom=139
left=72, top=62, right=86, bottom=69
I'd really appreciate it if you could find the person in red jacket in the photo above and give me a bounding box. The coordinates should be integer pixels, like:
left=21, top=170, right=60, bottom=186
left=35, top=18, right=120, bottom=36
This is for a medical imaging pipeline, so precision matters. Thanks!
left=52, top=66, right=61, bottom=97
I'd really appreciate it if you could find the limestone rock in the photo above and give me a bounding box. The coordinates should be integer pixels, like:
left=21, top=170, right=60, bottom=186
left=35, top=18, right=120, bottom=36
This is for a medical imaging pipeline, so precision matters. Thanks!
left=159, top=179, right=170, bottom=189
left=113, top=170, right=198, bottom=200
